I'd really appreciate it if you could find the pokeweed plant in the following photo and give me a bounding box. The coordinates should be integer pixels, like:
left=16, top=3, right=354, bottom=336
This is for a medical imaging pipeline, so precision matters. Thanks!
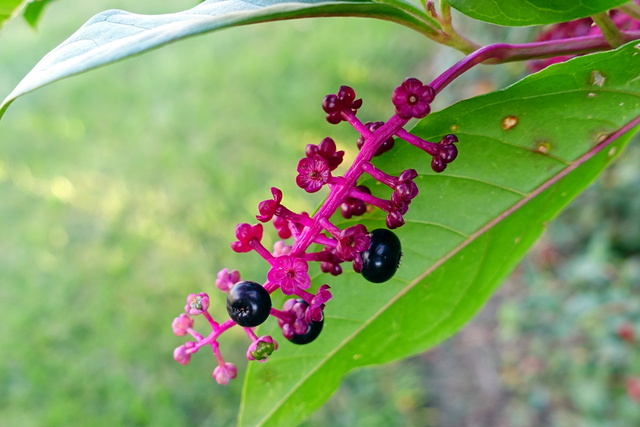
left=1, top=0, right=639, bottom=425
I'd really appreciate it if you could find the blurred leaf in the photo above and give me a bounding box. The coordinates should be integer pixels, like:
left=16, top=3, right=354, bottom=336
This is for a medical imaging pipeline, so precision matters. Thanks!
left=447, top=0, right=628, bottom=26
left=22, top=0, right=55, bottom=28
left=0, top=0, right=434, bottom=118
left=0, top=0, right=27, bottom=28
left=239, top=42, right=640, bottom=426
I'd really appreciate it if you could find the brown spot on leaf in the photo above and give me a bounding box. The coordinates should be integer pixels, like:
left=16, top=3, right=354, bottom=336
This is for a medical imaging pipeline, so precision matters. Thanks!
left=590, top=70, right=605, bottom=87
left=501, top=116, right=518, bottom=130
left=536, top=142, right=551, bottom=154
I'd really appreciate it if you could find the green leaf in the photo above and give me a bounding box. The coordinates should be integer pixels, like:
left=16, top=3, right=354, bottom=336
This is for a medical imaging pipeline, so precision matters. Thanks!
left=446, top=0, right=628, bottom=26
left=239, top=42, right=640, bottom=426
left=0, top=0, right=28, bottom=28
left=22, top=0, right=55, bottom=28
left=0, top=0, right=432, bottom=118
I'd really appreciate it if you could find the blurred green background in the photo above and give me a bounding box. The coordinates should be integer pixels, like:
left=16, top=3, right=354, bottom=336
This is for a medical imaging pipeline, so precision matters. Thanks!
left=0, top=1, right=638, bottom=426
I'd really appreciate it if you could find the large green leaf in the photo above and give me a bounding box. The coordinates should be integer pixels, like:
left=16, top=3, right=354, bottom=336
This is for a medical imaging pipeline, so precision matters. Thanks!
left=0, top=0, right=434, bottom=118
left=239, top=42, right=640, bottom=426
left=447, top=0, right=628, bottom=26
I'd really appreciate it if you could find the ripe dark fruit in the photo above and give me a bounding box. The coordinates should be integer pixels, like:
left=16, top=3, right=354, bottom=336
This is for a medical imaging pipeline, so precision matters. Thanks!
left=288, top=300, right=324, bottom=345
left=226, top=281, right=272, bottom=327
left=361, top=228, right=402, bottom=283
left=289, top=318, right=324, bottom=345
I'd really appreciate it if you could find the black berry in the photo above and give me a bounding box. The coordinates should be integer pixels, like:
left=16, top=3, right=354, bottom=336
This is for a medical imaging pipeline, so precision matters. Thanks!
left=226, top=281, right=272, bottom=327
left=360, top=229, right=402, bottom=283
left=288, top=300, right=324, bottom=345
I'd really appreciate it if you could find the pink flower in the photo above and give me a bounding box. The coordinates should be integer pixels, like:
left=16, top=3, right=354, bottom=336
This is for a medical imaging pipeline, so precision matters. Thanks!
left=336, top=224, right=370, bottom=261
left=184, top=293, right=209, bottom=315
left=296, top=156, right=331, bottom=193
left=256, top=187, right=283, bottom=222
left=273, top=216, right=292, bottom=239
left=267, top=255, right=310, bottom=295
left=392, top=78, right=434, bottom=119
left=231, top=223, right=263, bottom=253
left=306, top=285, right=332, bottom=323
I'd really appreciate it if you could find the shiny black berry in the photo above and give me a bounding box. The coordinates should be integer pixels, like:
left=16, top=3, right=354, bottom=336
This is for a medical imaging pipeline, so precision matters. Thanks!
left=289, top=318, right=324, bottom=345
left=226, top=281, right=272, bottom=327
left=288, top=301, right=324, bottom=345
left=360, top=229, right=402, bottom=283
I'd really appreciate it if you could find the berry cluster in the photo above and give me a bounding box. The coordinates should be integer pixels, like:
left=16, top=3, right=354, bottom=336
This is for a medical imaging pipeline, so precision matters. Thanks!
left=171, top=77, right=459, bottom=384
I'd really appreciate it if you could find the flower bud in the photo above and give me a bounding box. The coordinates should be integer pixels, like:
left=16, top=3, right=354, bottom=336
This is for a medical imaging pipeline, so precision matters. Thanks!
left=173, top=344, right=193, bottom=365
left=172, top=313, right=193, bottom=336
left=213, top=362, right=238, bottom=385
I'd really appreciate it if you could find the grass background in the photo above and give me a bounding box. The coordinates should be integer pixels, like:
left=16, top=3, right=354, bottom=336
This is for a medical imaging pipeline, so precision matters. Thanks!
left=0, top=1, right=638, bottom=426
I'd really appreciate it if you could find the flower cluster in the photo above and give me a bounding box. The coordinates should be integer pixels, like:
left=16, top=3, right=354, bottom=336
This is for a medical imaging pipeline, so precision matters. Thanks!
left=171, top=77, right=459, bottom=384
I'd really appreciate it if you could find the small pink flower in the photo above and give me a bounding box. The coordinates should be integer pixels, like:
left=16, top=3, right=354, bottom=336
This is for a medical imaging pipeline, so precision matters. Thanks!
left=215, top=268, right=241, bottom=292
left=392, top=77, right=434, bottom=119
left=306, top=137, right=344, bottom=170
left=172, top=313, right=194, bottom=336
left=184, top=293, right=209, bottom=315
left=256, top=187, right=283, bottom=222
left=246, top=335, right=278, bottom=362
left=267, top=255, right=310, bottom=295
left=273, top=216, right=292, bottom=239
left=231, top=223, right=263, bottom=253
left=306, top=285, right=332, bottom=323
left=296, top=156, right=331, bottom=193
left=336, top=224, right=370, bottom=261
left=213, top=362, right=238, bottom=385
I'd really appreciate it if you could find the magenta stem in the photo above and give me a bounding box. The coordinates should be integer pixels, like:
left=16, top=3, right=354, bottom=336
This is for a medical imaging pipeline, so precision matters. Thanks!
left=341, top=109, right=371, bottom=136
left=186, top=327, right=204, bottom=341
left=362, top=162, right=397, bottom=188
left=244, top=327, right=259, bottom=341
left=320, top=217, right=343, bottom=240
left=201, top=310, right=219, bottom=332
left=275, top=205, right=313, bottom=226
left=348, top=186, right=392, bottom=212
left=194, top=318, right=237, bottom=351
left=249, top=239, right=275, bottom=263
left=430, top=31, right=640, bottom=95
left=294, top=288, right=316, bottom=303
left=212, top=341, right=226, bottom=366
left=303, top=251, right=334, bottom=262
left=395, top=129, right=439, bottom=155
left=264, top=280, right=278, bottom=293
left=313, top=234, right=337, bottom=247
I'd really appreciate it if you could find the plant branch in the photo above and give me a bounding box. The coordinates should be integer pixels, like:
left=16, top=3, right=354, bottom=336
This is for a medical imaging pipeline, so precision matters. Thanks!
left=620, top=3, right=640, bottom=20
left=430, top=31, right=640, bottom=95
left=421, top=0, right=479, bottom=53
left=591, top=11, right=625, bottom=47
